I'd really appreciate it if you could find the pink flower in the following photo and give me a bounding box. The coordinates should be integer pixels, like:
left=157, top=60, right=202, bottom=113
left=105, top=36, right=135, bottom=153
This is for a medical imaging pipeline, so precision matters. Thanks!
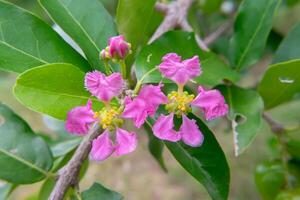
left=192, top=86, right=228, bottom=121
left=65, top=100, right=96, bottom=135
left=90, top=128, right=137, bottom=161
left=85, top=71, right=124, bottom=102
left=123, top=84, right=167, bottom=128
left=108, top=35, right=130, bottom=59
left=158, top=53, right=201, bottom=84
left=153, top=113, right=204, bottom=147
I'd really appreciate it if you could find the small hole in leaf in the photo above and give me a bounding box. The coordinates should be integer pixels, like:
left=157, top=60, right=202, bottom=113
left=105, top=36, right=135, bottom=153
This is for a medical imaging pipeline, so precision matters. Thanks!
left=146, top=54, right=152, bottom=63
left=0, top=115, right=4, bottom=126
left=234, top=114, right=247, bottom=125
left=279, top=76, right=294, bottom=84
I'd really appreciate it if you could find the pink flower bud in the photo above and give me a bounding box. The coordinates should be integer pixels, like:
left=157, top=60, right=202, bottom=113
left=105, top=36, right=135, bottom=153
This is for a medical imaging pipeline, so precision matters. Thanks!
left=108, top=35, right=131, bottom=59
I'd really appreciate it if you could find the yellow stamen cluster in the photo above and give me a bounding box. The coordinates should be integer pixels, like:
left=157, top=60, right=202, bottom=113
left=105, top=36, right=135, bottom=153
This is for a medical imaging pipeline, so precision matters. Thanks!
left=94, top=107, right=123, bottom=130
left=166, top=91, right=195, bottom=116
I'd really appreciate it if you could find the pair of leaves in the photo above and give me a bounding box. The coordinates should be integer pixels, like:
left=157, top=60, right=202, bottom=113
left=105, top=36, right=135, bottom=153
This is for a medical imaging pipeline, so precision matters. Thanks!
left=0, top=0, right=90, bottom=73
left=80, top=183, right=123, bottom=200
left=0, top=103, right=53, bottom=184
left=147, top=114, right=230, bottom=200
left=230, top=0, right=281, bottom=71
left=135, top=31, right=240, bottom=87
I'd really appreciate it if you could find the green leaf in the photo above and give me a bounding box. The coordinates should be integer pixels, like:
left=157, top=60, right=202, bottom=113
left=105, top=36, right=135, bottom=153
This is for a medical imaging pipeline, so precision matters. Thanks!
left=217, top=85, right=264, bottom=155
left=14, top=63, right=104, bottom=120
left=135, top=31, right=240, bottom=87
left=116, top=0, right=157, bottom=51
left=276, top=189, right=300, bottom=200
left=39, top=0, right=117, bottom=71
left=273, top=22, right=300, bottom=63
left=0, top=183, right=14, bottom=200
left=255, top=161, right=285, bottom=200
left=0, top=103, right=53, bottom=184
left=148, top=114, right=230, bottom=200
left=144, top=122, right=167, bottom=172
left=230, top=0, right=281, bottom=70
left=0, top=0, right=90, bottom=73
left=81, top=183, right=123, bottom=200
left=50, top=138, right=81, bottom=158
left=258, top=59, right=300, bottom=109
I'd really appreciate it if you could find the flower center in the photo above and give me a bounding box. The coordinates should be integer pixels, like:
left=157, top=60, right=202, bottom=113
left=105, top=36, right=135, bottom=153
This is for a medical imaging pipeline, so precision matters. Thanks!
left=94, top=107, right=123, bottom=130
left=165, top=91, right=194, bottom=116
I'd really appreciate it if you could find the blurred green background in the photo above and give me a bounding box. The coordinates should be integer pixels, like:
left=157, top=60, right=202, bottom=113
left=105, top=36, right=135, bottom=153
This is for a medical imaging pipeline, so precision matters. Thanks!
left=1, top=0, right=300, bottom=199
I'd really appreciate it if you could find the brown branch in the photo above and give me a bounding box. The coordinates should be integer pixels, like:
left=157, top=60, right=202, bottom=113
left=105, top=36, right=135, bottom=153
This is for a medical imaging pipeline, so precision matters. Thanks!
left=151, top=0, right=209, bottom=51
left=49, top=123, right=102, bottom=200
left=204, top=19, right=234, bottom=45
left=262, top=112, right=285, bottom=134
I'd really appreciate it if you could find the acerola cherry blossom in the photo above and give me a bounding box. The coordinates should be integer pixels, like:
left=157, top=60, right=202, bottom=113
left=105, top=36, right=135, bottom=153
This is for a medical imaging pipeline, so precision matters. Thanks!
left=66, top=70, right=137, bottom=161
left=159, top=53, right=201, bottom=85
left=192, top=86, right=229, bottom=121
left=123, top=84, right=167, bottom=128
left=108, top=35, right=131, bottom=59
left=85, top=71, right=124, bottom=102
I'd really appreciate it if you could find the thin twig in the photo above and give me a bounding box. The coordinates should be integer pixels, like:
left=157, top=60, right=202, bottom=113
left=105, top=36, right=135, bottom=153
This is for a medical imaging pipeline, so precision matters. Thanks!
left=204, top=19, right=234, bottom=45
left=262, top=112, right=285, bottom=134
left=151, top=0, right=209, bottom=51
left=49, top=123, right=102, bottom=200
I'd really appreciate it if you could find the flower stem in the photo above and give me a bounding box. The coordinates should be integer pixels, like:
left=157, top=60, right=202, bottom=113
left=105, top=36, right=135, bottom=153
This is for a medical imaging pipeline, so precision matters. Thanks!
left=104, top=61, right=112, bottom=75
left=177, top=84, right=184, bottom=94
left=119, top=60, right=127, bottom=79
left=133, top=67, right=158, bottom=95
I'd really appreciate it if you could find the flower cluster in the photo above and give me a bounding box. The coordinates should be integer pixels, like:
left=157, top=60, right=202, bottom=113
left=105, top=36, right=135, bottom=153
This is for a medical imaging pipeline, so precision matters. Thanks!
left=65, top=36, right=228, bottom=162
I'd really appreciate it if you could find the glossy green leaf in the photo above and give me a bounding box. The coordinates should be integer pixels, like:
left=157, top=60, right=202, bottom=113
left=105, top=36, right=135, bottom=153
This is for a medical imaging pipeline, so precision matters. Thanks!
left=255, top=161, right=285, bottom=200
left=287, top=140, right=300, bottom=159
left=144, top=122, right=167, bottom=172
left=81, top=183, right=123, bottom=200
left=50, top=138, right=81, bottom=157
left=148, top=114, right=230, bottom=200
left=258, top=59, right=300, bottom=109
left=14, top=63, right=104, bottom=120
left=276, top=189, right=300, bottom=200
left=230, top=0, right=281, bottom=70
left=199, top=0, right=222, bottom=14
left=0, top=103, right=53, bottom=184
left=135, top=31, right=240, bottom=87
left=218, top=85, right=264, bottom=155
left=39, top=0, right=117, bottom=71
left=116, top=0, right=156, bottom=51
left=0, top=0, right=90, bottom=73
left=274, top=23, right=300, bottom=63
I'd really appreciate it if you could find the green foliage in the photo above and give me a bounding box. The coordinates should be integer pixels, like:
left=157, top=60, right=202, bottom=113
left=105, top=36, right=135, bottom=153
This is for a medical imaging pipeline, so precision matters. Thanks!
left=50, top=138, right=81, bottom=158
left=13, top=63, right=104, bottom=120
left=164, top=114, right=230, bottom=200
left=0, top=0, right=90, bottom=73
left=39, top=0, right=117, bottom=71
left=0, top=103, right=53, bottom=184
left=255, top=161, right=285, bottom=200
left=218, top=85, right=264, bottom=155
left=0, top=183, right=14, bottom=200
left=258, top=59, right=300, bottom=109
left=274, top=22, right=300, bottom=63
left=135, top=31, right=240, bottom=87
left=81, top=183, right=123, bottom=200
left=230, top=0, right=281, bottom=70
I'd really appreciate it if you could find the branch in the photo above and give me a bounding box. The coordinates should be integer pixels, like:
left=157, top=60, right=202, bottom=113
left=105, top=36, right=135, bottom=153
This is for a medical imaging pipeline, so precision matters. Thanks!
left=49, top=123, right=103, bottom=200
left=151, top=0, right=209, bottom=51
left=262, top=112, right=285, bottom=134
left=204, top=19, right=233, bottom=45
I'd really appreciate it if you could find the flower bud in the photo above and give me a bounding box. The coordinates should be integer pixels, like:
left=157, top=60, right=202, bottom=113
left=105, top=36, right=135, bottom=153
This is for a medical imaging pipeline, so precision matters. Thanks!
left=108, top=35, right=131, bottom=60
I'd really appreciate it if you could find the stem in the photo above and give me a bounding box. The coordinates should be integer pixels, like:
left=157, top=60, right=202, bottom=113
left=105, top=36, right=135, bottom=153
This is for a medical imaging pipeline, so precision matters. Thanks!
left=49, top=123, right=103, bottom=200
left=104, top=61, right=112, bottom=75
left=119, top=60, right=127, bottom=79
left=177, top=84, right=184, bottom=94
left=133, top=67, right=158, bottom=95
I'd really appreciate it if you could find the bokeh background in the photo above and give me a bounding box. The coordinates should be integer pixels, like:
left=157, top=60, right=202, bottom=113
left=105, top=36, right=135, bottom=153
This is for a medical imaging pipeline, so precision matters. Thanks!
left=1, top=0, right=300, bottom=199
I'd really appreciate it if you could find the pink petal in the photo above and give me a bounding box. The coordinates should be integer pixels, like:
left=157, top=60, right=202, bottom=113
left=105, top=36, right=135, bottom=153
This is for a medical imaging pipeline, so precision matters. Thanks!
left=123, top=84, right=167, bottom=128
left=158, top=53, right=201, bottom=84
left=108, top=35, right=130, bottom=59
left=85, top=71, right=124, bottom=102
left=191, top=86, right=228, bottom=120
left=65, top=100, right=95, bottom=135
left=152, top=113, right=181, bottom=142
left=90, top=130, right=114, bottom=161
left=180, top=115, right=204, bottom=147
left=113, top=128, right=137, bottom=156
